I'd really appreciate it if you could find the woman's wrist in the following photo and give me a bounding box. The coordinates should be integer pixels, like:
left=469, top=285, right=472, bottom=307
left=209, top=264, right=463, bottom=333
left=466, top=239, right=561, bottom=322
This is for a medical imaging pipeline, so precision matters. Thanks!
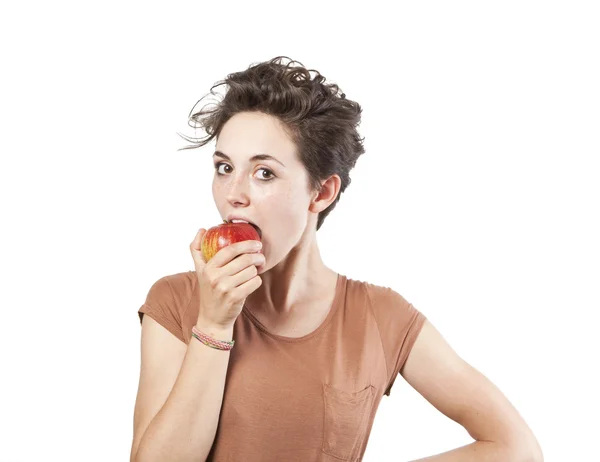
left=194, top=320, right=234, bottom=341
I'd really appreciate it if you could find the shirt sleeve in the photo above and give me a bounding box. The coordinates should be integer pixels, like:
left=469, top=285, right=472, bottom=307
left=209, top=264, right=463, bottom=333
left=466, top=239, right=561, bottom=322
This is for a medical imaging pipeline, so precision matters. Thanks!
left=366, top=284, right=427, bottom=396
left=138, top=275, right=186, bottom=344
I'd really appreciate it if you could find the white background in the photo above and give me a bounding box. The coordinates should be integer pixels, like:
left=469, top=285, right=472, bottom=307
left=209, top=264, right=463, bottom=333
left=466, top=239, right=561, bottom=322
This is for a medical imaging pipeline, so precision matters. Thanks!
left=1, top=1, right=598, bottom=461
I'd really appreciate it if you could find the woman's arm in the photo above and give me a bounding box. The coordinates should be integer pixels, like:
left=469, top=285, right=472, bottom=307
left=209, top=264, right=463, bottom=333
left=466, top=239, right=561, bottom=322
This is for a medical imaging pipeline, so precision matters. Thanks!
left=131, top=317, right=234, bottom=462
left=401, top=320, right=543, bottom=462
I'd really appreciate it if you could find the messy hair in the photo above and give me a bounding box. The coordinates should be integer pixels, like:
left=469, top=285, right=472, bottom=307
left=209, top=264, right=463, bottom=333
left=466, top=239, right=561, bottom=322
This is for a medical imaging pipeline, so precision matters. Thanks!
left=178, top=56, right=366, bottom=231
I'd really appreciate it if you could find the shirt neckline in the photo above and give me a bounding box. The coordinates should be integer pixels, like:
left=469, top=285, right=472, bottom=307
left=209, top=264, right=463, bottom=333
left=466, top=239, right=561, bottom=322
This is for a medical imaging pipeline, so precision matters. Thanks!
left=241, top=273, right=346, bottom=343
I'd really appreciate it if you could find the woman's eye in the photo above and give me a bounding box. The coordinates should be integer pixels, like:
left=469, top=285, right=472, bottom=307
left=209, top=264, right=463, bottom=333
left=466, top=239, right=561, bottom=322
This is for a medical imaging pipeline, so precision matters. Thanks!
left=214, top=163, right=275, bottom=181
left=258, top=168, right=274, bottom=180
left=215, top=163, right=231, bottom=175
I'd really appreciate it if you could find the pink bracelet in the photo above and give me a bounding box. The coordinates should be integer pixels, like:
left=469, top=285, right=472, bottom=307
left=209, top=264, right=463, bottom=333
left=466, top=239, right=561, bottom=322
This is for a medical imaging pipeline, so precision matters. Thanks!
left=192, top=325, right=235, bottom=351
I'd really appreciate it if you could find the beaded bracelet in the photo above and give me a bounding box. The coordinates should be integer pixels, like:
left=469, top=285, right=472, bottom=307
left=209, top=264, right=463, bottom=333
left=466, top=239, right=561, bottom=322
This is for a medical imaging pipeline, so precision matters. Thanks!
left=191, top=325, right=235, bottom=351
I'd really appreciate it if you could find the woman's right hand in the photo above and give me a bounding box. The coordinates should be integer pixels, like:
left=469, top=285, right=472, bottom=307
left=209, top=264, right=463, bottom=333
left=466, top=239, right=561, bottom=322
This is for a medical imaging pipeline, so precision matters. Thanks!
left=190, top=228, right=265, bottom=330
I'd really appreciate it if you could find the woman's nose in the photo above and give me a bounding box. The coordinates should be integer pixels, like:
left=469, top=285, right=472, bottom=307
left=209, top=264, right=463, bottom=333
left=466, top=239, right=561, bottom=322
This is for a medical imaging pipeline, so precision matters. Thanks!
left=226, top=175, right=250, bottom=204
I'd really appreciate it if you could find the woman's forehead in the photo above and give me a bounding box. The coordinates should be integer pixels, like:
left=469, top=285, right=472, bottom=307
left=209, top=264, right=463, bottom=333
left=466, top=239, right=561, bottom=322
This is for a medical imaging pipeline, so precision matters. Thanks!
left=216, top=115, right=298, bottom=165
left=219, top=112, right=293, bottom=143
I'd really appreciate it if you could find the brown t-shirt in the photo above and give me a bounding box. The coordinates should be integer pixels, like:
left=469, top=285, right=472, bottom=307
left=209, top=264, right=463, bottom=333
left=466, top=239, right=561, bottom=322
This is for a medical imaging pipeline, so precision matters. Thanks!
left=138, top=271, right=426, bottom=462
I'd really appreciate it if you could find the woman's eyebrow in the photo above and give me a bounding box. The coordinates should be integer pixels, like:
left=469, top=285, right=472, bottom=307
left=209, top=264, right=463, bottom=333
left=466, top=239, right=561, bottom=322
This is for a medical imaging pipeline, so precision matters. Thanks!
left=213, top=150, right=286, bottom=168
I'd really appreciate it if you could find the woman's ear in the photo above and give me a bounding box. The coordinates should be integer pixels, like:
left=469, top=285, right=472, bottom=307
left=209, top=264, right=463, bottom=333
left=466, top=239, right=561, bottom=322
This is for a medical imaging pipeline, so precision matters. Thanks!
left=309, top=174, right=341, bottom=213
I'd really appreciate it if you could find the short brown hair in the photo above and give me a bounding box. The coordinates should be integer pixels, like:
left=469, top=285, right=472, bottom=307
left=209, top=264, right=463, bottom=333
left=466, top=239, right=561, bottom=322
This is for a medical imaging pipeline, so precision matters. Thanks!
left=178, top=56, right=366, bottom=231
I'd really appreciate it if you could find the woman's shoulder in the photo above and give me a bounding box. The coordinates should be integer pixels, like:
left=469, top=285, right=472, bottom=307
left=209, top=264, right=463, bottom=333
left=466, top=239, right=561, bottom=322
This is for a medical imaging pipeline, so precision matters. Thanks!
left=345, top=275, right=408, bottom=301
left=140, top=270, right=197, bottom=314
left=163, top=269, right=196, bottom=290
left=138, top=270, right=197, bottom=344
left=347, top=276, right=418, bottom=319
left=146, top=269, right=195, bottom=294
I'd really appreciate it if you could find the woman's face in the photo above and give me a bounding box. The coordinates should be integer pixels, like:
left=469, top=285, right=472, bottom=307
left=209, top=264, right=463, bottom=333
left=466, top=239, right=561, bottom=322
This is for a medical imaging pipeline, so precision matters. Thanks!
left=212, top=111, right=316, bottom=273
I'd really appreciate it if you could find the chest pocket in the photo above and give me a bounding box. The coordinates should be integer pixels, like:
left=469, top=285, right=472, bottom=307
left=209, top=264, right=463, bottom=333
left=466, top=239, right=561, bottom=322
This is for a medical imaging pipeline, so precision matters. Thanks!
left=322, top=383, right=376, bottom=461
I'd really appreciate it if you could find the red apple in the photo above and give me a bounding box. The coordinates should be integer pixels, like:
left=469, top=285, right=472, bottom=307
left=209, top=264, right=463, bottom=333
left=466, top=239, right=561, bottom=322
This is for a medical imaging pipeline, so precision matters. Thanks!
left=201, top=221, right=262, bottom=262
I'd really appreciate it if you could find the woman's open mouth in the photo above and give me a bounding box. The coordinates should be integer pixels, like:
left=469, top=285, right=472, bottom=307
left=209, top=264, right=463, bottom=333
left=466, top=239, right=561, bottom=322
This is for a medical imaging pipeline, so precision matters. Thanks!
left=227, top=219, right=262, bottom=239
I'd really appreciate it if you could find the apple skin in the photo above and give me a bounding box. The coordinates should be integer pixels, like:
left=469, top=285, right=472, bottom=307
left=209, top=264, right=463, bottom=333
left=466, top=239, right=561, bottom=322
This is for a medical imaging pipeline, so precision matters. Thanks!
left=200, top=221, right=262, bottom=263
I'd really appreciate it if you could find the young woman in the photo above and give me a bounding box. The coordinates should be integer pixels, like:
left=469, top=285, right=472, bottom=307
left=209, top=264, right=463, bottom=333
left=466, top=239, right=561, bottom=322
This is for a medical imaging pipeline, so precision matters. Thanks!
left=131, top=57, right=542, bottom=462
